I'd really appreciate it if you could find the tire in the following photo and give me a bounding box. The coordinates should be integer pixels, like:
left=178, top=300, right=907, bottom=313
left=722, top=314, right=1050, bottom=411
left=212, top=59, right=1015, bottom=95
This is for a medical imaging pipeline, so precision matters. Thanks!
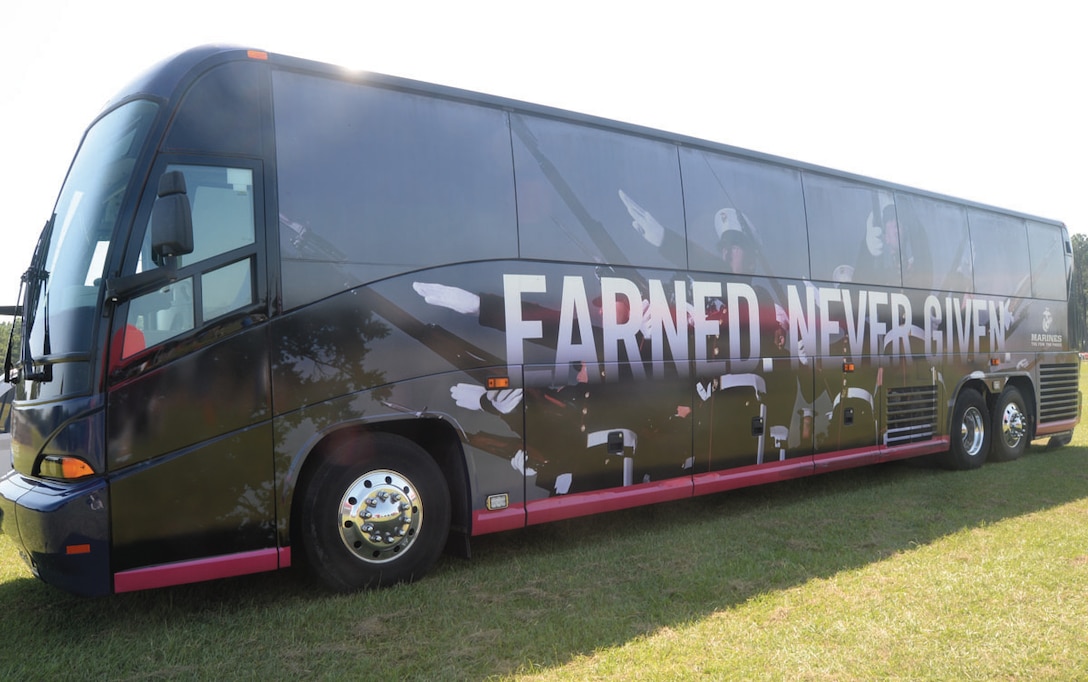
left=943, top=389, right=991, bottom=470
left=989, top=386, right=1028, bottom=462
left=297, top=432, right=451, bottom=592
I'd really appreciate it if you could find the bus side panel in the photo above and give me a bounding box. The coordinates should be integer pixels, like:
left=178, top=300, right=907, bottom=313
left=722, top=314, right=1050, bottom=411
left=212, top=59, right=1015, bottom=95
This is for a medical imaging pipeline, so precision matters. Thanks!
left=271, top=372, right=531, bottom=543
left=107, top=326, right=275, bottom=573
left=694, top=355, right=815, bottom=473
left=522, top=362, right=693, bottom=499
left=269, top=261, right=699, bottom=538
left=108, top=423, right=275, bottom=574
left=269, top=280, right=532, bottom=546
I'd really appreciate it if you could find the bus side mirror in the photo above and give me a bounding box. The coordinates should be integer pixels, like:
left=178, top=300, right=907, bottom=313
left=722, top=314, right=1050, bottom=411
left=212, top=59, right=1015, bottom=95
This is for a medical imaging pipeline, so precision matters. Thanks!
left=105, top=171, right=196, bottom=304
left=151, top=170, right=194, bottom=267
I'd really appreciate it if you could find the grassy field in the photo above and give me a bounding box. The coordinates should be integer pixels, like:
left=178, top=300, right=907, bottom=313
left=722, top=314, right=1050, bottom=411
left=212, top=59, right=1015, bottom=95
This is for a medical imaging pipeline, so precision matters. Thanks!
left=2, top=384, right=1087, bottom=680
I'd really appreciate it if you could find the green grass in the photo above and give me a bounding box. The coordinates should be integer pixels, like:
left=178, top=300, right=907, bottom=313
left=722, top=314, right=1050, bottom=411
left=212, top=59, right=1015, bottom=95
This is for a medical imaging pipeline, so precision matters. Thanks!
left=3, top=385, right=1088, bottom=680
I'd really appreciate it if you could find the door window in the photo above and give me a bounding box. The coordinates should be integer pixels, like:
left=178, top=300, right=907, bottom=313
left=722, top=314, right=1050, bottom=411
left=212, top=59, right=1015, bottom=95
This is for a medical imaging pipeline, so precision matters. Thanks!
left=123, top=164, right=257, bottom=355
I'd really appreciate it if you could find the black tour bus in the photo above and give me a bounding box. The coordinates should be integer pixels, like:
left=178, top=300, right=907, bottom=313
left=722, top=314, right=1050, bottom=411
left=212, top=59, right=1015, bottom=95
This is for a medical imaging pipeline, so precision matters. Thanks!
left=0, top=46, right=1079, bottom=596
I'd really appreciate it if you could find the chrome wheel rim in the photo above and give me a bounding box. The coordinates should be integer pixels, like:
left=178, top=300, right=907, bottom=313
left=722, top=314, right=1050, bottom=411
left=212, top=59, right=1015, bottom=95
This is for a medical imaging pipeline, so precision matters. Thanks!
left=339, top=469, right=423, bottom=564
left=960, top=406, right=985, bottom=457
left=1000, top=401, right=1026, bottom=450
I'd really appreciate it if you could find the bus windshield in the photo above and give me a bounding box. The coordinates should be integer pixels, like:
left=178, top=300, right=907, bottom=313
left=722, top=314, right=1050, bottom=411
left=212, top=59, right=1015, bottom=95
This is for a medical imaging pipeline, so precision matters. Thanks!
left=23, top=100, right=158, bottom=365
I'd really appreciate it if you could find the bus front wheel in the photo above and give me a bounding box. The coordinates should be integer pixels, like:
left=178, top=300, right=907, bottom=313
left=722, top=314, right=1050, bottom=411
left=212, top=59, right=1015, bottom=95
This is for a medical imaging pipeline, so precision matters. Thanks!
left=298, top=432, right=451, bottom=592
left=944, top=389, right=991, bottom=470
left=990, top=386, right=1028, bottom=462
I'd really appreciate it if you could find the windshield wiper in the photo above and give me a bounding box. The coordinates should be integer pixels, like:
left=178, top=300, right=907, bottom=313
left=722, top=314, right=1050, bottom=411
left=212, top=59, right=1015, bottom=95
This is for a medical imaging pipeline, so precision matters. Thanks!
left=22, top=266, right=52, bottom=382
left=17, top=217, right=55, bottom=383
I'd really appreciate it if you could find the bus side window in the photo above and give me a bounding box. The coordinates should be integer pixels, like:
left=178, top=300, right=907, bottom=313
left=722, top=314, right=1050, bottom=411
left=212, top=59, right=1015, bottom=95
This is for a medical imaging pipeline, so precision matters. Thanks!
left=202, top=258, right=254, bottom=320
left=895, top=192, right=969, bottom=293
left=1027, top=221, right=1067, bottom=300
left=189, top=175, right=255, bottom=319
left=968, top=211, right=1030, bottom=298
left=125, top=277, right=195, bottom=354
left=803, top=174, right=902, bottom=288
left=123, top=165, right=256, bottom=356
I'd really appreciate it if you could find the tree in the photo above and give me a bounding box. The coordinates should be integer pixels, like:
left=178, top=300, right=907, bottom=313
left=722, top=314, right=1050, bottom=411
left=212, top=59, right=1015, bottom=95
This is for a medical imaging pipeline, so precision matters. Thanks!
left=0, top=319, right=21, bottom=370
left=1070, top=233, right=1088, bottom=352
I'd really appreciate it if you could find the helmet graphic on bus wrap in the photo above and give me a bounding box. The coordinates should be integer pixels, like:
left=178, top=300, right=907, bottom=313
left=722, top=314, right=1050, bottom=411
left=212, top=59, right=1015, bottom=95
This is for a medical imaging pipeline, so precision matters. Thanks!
left=715, top=208, right=757, bottom=252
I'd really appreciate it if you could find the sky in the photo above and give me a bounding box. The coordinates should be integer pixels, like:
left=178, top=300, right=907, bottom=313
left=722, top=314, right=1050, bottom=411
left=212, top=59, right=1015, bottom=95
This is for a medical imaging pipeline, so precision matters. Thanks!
left=1, top=0, right=1085, bottom=310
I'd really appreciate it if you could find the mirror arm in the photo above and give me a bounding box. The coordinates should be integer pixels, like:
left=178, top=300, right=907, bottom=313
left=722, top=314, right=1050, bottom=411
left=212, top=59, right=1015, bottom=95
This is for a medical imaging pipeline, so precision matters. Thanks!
left=105, top=258, right=178, bottom=304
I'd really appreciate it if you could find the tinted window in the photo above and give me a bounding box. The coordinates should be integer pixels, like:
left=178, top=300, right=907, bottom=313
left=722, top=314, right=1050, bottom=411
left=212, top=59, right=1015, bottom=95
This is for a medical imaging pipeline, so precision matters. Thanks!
left=27, top=100, right=158, bottom=362
left=125, top=164, right=258, bottom=355
left=803, top=174, right=901, bottom=287
left=135, top=165, right=256, bottom=273
left=681, top=148, right=808, bottom=279
left=274, top=71, right=518, bottom=308
left=188, top=168, right=254, bottom=265
left=968, top=211, right=1030, bottom=297
left=1027, top=221, right=1066, bottom=300
left=895, top=193, right=973, bottom=293
left=512, top=114, right=685, bottom=269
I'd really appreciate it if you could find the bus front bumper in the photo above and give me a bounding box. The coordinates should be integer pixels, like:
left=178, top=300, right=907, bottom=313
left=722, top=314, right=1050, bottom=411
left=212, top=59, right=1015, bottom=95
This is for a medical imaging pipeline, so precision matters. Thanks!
left=0, top=470, right=112, bottom=597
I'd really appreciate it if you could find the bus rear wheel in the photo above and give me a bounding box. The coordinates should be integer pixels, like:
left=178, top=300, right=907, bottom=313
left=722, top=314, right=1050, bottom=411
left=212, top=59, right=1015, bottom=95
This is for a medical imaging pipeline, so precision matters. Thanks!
left=990, top=386, right=1028, bottom=462
left=943, top=389, right=991, bottom=470
left=298, top=432, right=451, bottom=592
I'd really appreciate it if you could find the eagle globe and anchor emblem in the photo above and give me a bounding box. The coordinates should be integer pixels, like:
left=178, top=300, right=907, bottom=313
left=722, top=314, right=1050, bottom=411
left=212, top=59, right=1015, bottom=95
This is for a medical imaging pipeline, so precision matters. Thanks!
left=1030, top=306, right=1063, bottom=348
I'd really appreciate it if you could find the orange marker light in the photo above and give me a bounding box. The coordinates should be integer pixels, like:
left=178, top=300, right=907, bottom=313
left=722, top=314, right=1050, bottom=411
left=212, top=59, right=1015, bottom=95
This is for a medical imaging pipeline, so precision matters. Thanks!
left=247, top=50, right=269, bottom=61
left=61, top=458, right=95, bottom=479
left=66, top=544, right=91, bottom=555
left=842, top=361, right=856, bottom=373
left=486, top=377, right=511, bottom=390
left=39, top=456, right=95, bottom=480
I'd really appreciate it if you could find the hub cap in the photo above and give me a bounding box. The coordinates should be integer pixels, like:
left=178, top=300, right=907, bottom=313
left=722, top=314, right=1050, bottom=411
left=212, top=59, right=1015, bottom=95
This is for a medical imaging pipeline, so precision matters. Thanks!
left=960, top=406, right=985, bottom=457
left=1000, top=401, right=1026, bottom=450
left=339, top=470, right=423, bottom=563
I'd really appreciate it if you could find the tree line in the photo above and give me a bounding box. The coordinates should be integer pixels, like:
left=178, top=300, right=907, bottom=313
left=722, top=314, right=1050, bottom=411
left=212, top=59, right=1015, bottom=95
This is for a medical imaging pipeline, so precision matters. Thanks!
left=0, top=319, right=20, bottom=369
left=1071, top=233, right=1088, bottom=352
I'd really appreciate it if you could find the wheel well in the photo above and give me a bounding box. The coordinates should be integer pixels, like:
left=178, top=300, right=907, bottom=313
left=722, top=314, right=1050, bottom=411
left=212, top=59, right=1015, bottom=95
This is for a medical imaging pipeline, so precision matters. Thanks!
left=954, top=378, right=989, bottom=409
left=990, top=376, right=1037, bottom=438
left=289, top=418, right=471, bottom=559
left=953, top=376, right=1037, bottom=440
